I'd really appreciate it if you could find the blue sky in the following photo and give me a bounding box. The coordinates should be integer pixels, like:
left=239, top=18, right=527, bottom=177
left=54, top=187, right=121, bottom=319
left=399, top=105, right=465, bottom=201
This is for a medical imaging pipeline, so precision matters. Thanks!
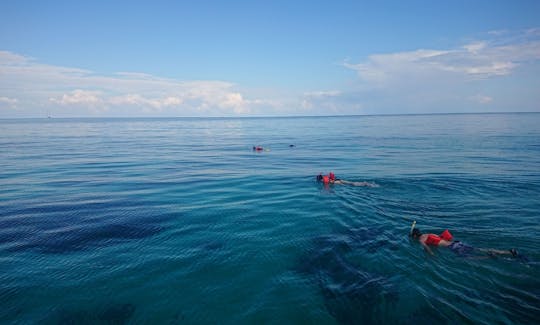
left=1, top=0, right=539, bottom=117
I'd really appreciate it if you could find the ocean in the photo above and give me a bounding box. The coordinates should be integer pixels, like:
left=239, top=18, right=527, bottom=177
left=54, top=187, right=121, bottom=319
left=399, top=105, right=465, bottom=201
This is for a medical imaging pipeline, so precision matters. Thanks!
left=1, top=113, right=539, bottom=324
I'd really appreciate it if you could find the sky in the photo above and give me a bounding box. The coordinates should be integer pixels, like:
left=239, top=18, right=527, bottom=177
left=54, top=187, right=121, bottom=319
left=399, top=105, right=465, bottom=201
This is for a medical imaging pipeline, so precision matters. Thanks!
left=1, top=0, right=539, bottom=117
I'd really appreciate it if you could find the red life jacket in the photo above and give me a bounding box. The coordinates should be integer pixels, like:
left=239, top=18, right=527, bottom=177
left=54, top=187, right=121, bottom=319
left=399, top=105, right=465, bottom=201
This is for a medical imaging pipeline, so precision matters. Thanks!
left=425, top=234, right=442, bottom=246
left=329, top=172, right=335, bottom=181
left=440, top=229, right=453, bottom=241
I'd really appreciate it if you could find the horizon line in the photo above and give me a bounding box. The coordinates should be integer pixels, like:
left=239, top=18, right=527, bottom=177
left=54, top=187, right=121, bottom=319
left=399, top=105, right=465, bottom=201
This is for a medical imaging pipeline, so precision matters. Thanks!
left=1, top=111, right=539, bottom=120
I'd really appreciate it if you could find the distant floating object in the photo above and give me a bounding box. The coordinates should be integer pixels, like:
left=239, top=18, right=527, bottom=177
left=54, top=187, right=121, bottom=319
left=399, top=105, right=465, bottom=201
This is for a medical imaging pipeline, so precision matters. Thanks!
left=289, top=144, right=295, bottom=147
left=253, top=146, right=270, bottom=152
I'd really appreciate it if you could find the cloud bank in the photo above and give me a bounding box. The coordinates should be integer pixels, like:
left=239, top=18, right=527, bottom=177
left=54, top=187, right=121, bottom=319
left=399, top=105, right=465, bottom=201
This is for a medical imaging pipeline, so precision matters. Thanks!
left=338, top=29, right=540, bottom=113
left=1, top=29, right=539, bottom=117
left=0, top=51, right=274, bottom=117
left=344, top=39, right=540, bottom=84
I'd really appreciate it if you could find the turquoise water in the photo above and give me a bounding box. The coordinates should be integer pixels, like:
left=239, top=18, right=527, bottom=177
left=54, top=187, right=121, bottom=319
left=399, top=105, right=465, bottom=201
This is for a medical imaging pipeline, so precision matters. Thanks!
left=1, top=114, right=539, bottom=324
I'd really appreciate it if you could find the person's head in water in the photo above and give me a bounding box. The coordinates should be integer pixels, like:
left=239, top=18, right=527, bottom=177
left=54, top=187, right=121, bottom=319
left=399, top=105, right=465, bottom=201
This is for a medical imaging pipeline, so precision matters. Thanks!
left=411, top=228, right=422, bottom=238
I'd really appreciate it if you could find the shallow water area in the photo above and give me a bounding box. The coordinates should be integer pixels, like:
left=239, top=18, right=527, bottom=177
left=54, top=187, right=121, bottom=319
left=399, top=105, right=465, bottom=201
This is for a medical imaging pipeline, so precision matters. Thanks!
left=1, top=114, right=539, bottom=324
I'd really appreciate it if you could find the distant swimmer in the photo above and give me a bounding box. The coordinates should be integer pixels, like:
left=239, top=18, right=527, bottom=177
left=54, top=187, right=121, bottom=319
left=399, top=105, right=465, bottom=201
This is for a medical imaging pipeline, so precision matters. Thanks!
left=253, top=146, right=270, bottom=152
left=410, top=222, right=528, bottom=261
left=316, top=172, right=377, bottom=187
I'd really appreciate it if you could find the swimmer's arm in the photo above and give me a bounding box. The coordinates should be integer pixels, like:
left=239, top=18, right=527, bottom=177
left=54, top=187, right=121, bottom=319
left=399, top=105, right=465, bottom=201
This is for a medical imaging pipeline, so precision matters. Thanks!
left=421, top=241, right=434, bottom=255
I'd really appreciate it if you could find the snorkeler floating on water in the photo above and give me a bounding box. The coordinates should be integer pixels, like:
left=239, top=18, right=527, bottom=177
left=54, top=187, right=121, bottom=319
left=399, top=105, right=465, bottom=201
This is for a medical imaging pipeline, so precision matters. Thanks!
left=409, top=221, right=528, bottom=261
left=252, top=146, right=270, bottom=152
left=316, top=172, right=377, bottom=187
left=253, top=144, right=294, bottom=151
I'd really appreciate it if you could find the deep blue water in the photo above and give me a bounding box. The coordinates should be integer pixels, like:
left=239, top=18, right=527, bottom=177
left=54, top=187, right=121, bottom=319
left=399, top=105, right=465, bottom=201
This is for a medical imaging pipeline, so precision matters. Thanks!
left=1, top=114, right=539, bottom=324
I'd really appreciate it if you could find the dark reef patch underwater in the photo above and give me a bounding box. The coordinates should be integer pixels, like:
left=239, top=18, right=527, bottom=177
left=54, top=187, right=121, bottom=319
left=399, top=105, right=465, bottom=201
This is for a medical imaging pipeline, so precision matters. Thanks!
left=0, top=198, right=171, bottom=254
left=50, top=303, right=135, bottom=325
left=294, top=228, right=405, bottom=325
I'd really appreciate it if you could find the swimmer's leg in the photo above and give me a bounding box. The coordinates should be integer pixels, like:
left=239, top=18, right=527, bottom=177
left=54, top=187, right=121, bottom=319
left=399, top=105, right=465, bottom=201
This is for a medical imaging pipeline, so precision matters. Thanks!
left=477, top=248, right=529, bottom=262
left=477, top=248, right=512, bottom=256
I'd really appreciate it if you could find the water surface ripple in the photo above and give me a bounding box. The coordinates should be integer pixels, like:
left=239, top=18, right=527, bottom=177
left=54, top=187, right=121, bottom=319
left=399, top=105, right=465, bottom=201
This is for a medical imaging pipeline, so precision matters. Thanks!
left=1, top=114, right=539, bottom=324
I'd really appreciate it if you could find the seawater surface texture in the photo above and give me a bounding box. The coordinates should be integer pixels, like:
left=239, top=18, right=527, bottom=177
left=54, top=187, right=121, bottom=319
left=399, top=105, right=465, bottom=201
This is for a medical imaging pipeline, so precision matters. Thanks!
left=1, top=114, right=539, bottom=324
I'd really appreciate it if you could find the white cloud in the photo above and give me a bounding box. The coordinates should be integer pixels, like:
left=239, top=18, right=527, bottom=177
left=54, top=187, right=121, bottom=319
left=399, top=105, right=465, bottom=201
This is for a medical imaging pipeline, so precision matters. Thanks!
left=304, top=90, right=341, bottom=98
left=300, top=90, right=358, bottom=114
left=0, top=96, right=18, bottom=108
left=0, top=51, right=273, bottom=116
left=344, top=35, right=540, bottom=85
left=0, top=96, right=18, bottom=104
left=470, top=94, right=493, bottom=104
left=220, top=93, right=248, bottom=113
left=337, top=30, right=540, bottom=114
left=463, top=41, right=487, bottom=54
left=0, top=51, right=32, bottom=65
left=46, top=83, right=256, bottom=115
left=1, top=28, right=539, bottom=117
left=109, top=94, right=172, bottom=110
left=301, top=90, right=341, bottom=109
left=163, top=96, right=183, bottom=106
left=343, top=49, right=457, bottom=87
left=50, top=89, right=103, bottom=106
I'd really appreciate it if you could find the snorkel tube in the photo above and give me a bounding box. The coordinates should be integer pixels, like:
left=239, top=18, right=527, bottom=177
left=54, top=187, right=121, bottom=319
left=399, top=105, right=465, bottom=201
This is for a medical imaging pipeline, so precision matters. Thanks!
left=409, top=220, right=416, bottom=237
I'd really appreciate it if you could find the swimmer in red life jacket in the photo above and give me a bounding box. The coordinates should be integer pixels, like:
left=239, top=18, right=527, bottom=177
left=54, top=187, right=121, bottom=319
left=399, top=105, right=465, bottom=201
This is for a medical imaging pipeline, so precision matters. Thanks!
left=316, top=172, right=377, bottom=187
left=253, top=146, right=271, bottom=152
left=410, top=225, right=527, bottom=261
left=316, top=172, right=333, bottom=184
